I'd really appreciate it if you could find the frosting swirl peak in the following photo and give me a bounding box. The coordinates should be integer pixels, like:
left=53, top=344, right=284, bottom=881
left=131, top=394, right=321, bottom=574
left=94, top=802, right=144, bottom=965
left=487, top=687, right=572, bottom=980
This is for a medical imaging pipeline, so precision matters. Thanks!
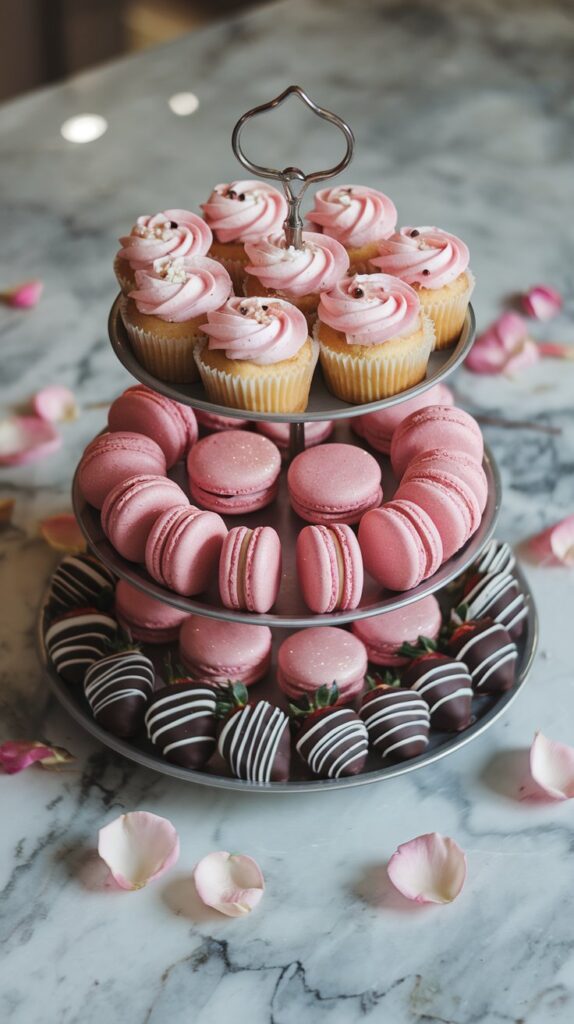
left=307, top=186, right=397, bottom=248
left=318, top=274, right=420, bottom=345
left=371, top=226, right=470, bottom=288
left=118, top=209, right=212, bottom=269
left=201, top=181, right=288, bottom=243
left=244, top=231, right=349, bottom=297
left=130, top=256, right=232, bottom=322
left=201, top=297, right=308, bottom=365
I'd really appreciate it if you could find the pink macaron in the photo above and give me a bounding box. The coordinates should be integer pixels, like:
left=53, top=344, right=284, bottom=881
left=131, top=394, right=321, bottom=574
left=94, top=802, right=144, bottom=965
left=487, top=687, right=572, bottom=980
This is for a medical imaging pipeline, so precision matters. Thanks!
left=101, top=474, right=189, bottom=562
left=256, top=420, right=334, bottom=459
left=108, top=385, right=198, bottom=468
left=219, top=526, right=282, bottom=614
left=390, top=405, right=484, bottom=479
left=277, top=626, right=368, bottom=703
left=179, top=615, right=272, bottom=686
left=352, top=596, right=442, bottom=667
left=402, top=448, right=488, bottom=513
left=353, top=383, right=454, bottom=454
left=196, top=410, right=250, bottom=432
left=187, top=431, right=281, bottom=515
left=115, top=579, right=189, bottom=644
left=287, top=443, right=382, bottom=525
left=145, top=505, right=227, bottom=597
left=296, top=524, right=364, bottom=614
left=395, top=471, right=481, bottom=561
left=359, top=499, right=443, bottom=591
left=78, top=431, right=167, bottom=509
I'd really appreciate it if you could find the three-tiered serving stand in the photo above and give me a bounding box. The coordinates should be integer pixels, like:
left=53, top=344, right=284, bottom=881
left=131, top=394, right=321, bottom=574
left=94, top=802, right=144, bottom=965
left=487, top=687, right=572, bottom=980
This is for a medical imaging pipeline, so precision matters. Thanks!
left=39, top=87, right=538, bottom=791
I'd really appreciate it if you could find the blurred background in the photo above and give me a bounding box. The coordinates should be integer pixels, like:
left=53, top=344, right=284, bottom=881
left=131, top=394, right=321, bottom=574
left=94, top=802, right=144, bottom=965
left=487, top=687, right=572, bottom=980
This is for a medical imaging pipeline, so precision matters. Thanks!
left=0, top=0, right=266, bottom=102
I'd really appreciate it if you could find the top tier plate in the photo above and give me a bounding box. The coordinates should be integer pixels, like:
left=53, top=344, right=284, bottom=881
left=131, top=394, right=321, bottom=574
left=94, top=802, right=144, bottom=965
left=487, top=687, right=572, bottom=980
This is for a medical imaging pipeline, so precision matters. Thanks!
left=108, top=297, right=476, bottom=423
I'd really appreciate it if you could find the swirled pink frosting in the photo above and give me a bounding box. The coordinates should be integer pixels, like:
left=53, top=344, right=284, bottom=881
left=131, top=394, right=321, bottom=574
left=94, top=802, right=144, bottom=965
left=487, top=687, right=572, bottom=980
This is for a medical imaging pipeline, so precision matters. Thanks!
left=201, top=181, right=288, bottom=244
left=244, top=231, right=349, bottom=298
left=130, top=256, right=232, bottom=322
left=318, top=274, right=420, bottom=345
left=118, top=210, right=213, bottom=269
left=371, top=226, right=470, bottom=288
left=306, top=186, right=397, bottom=248
left=201, top=297, right=308, bottom=365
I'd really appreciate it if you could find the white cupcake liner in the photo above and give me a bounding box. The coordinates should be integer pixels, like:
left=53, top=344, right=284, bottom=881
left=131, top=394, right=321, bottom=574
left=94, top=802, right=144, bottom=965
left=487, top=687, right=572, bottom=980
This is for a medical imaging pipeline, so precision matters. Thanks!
left=120, top=299, right=201, bottom=383
left=194, top=338, right=319, bottom=413
left=420, top=271, right=475, bottom=350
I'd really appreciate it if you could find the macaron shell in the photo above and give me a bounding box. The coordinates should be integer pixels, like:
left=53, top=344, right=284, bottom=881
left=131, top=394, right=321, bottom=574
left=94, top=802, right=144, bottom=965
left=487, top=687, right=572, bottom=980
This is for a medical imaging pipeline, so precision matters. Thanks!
left=391, top=499, right=443, bottom=579
left=390, top=405, right=483, bottom=479
left=146, top=505, right=227, bottom=596
left=256, top=419, right=334, bottom=457
left=287, top=443, right=382, bottom=524
left=243, top=527, right=282, bottom=613
left=78, top=431, right=167, bottom=509
left=356, top=383, right=455, bottom=454
left=395, top=474, right=480, bottom=561
left=277, top=626, right=368, bottom=702
left=187, top=431, right=281, bottom=496
left=196, top=410, right=250, bottom=431
left=352, top=596, right=442, bottom=667
left=403, top=448, right=488, bottom=513
left=101, top=474, right=189, bottom=562
left=359, top=506, right=428, bottom=591
left=115, top=579, right=189, bottom=644
left=108, top=385, right=198, bottom=468
left=179, top=614, right=272, bottom=685
left=297, top=524, right=363, bottom=613
left=189, top=479, right=279, bottom=515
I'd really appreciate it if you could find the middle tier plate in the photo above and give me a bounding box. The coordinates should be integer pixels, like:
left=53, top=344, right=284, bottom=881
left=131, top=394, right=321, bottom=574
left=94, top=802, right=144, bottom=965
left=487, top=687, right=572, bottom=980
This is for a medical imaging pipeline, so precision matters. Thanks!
left=73, top=421, right=501, bottom=627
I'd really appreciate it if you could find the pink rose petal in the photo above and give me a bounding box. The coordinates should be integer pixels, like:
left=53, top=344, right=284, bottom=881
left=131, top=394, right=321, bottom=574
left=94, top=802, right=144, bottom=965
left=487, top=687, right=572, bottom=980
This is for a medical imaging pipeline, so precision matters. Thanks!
left=527, top=515, right=574, bottom=566
left=97, top=812, right=180, bottom=891
left=39, top=513, right=86, bottom=554
left=194, top=851, right=265, bottom=917
left=466, top=312, right=540, bottom=375
left=32, top=385, right=78, bottom=423
left=0, top=741, right=74, bottom=774
left=529, top=732, right=574, bottom=800
left=387, top=833, right=467, bottom=904
left=521, top=285, right=563, bottom=321
left=2, top=279, right=44, bottom=309
left=0, top=416, right=61, bottom=466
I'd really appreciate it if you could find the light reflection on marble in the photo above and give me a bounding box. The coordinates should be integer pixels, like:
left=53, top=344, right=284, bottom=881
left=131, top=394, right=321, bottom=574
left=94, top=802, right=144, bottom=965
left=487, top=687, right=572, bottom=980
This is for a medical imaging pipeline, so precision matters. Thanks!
left=1, top=0, right=574, bottom=1021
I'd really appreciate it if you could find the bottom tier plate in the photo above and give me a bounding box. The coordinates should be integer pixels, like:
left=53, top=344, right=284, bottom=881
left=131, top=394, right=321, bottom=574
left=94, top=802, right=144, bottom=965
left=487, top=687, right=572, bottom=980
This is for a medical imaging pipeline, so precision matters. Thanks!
left=37, top=565, right=538, bottom=793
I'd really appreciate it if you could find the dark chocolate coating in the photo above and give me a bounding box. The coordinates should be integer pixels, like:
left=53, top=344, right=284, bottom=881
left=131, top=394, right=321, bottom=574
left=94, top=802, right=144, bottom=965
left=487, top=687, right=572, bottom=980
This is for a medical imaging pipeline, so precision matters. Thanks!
left=461, top=572, right=527, bottom=640
left=84, top=650, right=154, bottom=737
left=145, top=683, right=218, bottom=768
left=218, top=701, right=290, bottom=782
left=473, top=539, right=515, bottom=577
left=45, top=611, right=118, bottom=684
left=448, top=618, right=518, bottom=695
left=48, top=554, right=115, bottom=613
left=360, top=686, right=430, bottom=761
left=296, top=708, right=368, bottom=779
left=401, top=654, right=473, bottom=732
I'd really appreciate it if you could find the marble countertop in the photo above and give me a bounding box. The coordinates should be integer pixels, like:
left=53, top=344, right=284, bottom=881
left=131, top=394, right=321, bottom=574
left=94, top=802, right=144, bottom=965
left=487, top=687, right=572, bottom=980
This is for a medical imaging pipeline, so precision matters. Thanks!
left=1, top=1, right=574, bottom=1021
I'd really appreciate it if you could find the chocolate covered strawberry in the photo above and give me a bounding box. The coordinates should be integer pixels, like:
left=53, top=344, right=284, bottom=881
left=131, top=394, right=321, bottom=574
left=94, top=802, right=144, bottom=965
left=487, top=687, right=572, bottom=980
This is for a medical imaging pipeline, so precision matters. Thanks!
left=291, top=683, right=368, bottom=779
left=84, top=641, right=154, bottom=738
left=399, top=638, right=473, bottom=732
left=452, top=570, right=527, bottom=640
left=145, top=657, right=218, bottom=768
left=360, top=673, right=430, bottom=762
left=447, top=618, right=518, bottom=695
left=217, top=682, right=290, bottom=783
left=44, top=606, right=118, bottom=684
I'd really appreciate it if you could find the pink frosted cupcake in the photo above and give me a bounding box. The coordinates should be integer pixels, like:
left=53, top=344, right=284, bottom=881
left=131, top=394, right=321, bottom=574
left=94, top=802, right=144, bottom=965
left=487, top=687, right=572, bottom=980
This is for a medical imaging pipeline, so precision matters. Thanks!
left=195, top=296, right=318, bottom=413
left=243, top=231, right=349, bottom=328
left=306, top=185, right=397, bottom=274
left=316, top=273, right=434, bottom=403
left=114, top=209, right=212, bottom=295
left=201, top=180, right=288, bottom=291
left=370, top=226, right=474, bottom=349
left=121, top=255, right=232, bottom=384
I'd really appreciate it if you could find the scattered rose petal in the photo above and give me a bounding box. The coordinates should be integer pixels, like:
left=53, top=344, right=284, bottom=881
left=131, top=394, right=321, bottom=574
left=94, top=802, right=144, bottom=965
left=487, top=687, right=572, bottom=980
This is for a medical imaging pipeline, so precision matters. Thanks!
left=387, top=833, right=467, bottom=905
left=98, top=812, right=180, bottom=891
left=0, top=416, right=61, bottom=466
left=194, top=851, right=265, bottom=917
left=1, top=279, right=44, bottom=309
left=39, top=513, right=86, bottom=554
left=0, top=741, right=75, bottom=774
left=0, top=499, right=15, bottom=526
left=521, top=285, right=563, bottom=321
left=32, top=385, right=78, bottom=423
left=527, top=515, right=574, bottom=566
left=536, top=342, right=574, bottom=361
left=528, top=732, right=574, bottom=800
left=466, top=312, right=540, bottom=375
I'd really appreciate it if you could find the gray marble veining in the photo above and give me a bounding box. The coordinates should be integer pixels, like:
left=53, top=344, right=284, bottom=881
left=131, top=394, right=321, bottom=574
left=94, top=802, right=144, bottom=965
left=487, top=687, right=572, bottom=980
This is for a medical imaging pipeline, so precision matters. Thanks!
left=1, top=0, right=574, bottom=1021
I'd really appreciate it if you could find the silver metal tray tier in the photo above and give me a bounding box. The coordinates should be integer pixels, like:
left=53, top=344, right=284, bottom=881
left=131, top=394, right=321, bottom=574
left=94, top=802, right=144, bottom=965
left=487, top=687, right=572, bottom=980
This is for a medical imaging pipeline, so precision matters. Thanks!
left=72, top=421, right=501, bottom=628
left=108, top=297, right=476, bottom=424
left=37, top=564, right=538, bottom=793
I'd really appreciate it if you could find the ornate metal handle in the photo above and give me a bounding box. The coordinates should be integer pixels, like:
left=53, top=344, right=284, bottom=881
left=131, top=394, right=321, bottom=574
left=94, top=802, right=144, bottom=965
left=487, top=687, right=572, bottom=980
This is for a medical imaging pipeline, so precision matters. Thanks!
left=231, top=85, right=354, bottom=249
